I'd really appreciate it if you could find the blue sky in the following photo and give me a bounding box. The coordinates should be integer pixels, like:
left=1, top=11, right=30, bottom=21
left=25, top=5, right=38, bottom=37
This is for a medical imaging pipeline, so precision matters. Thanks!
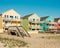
left=0, top=0, right=60, bottom=18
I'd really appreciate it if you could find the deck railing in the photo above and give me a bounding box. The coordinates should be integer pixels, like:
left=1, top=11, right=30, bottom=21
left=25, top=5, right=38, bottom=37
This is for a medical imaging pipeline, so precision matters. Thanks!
left=3, top=18, right=21, bottom=21
left=29, top=20, right=40, bottom=23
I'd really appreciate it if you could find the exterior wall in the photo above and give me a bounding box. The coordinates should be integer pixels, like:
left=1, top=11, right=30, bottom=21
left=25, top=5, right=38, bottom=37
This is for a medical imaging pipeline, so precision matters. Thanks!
left=0, top=16, right=3, bottom=33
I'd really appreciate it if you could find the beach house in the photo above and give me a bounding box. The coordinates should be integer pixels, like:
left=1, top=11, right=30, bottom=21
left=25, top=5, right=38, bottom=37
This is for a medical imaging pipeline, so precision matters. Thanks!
left=0, top=9, right=21, bottom=33
left=22, top=13, right=40, bottom=31
left=40, top=16, right=54, bottom=31
left=54, top=18, right=60, bottom=31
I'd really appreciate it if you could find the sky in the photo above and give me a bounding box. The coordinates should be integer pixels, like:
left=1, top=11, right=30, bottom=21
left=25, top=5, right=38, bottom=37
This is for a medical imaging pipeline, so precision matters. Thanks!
left=0, top=0, right=60, bottom=18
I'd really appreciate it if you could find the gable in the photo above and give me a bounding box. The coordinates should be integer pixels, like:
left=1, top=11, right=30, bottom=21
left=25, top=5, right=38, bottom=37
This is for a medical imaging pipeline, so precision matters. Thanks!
left=40, top=16, right=49, bottom=21
left=22, top=14, right=33, bottom=19
left=2, top=9, right=20, bottom=17
left=28, top=13, right=40, bottom=20
left=46, top=16, right=54, bottom=22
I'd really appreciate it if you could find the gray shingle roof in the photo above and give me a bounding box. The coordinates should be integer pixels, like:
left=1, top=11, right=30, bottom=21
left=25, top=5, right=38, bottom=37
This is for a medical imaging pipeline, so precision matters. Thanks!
left=54, top=18, right=60, bottom=22
left=21, top=13, right=34, bottom=19
left=40, top=16, right=49, bottom=21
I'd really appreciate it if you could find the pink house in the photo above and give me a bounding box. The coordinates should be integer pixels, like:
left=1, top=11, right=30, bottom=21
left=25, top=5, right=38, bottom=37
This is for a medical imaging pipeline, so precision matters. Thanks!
left=54, top=18, right=60, bottom=31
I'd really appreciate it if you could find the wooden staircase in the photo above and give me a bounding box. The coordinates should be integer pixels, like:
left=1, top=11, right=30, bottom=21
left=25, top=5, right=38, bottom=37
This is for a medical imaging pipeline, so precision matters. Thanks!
left=8, top=26, right=30, bottom=38
left=18, top=26, right=30, bottom=37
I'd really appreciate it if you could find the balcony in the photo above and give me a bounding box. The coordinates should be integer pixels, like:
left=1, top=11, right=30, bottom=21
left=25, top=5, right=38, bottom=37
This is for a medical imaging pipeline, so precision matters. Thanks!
left=4, top=23, right=20, bottom=27
left=3, top=18, right=21, bottom=22
left=29, top=25, right=40, bottom=29
left=46, top=22, right=54, bottom=24
left=48, top=26, right=54, bottom=29
left=29, top=20, right=40, bottom=23
left=11, top=19, right=21, bottom=21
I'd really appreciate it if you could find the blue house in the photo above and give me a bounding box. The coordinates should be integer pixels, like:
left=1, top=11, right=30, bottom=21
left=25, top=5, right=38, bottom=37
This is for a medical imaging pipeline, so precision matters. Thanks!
left=40, top=16, right=54, bottom=31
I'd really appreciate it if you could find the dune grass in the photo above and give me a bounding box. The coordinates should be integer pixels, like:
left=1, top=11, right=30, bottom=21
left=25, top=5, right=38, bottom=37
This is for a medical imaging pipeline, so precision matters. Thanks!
left=22, top=19, right=29, bottom=31
left=46, top=36, right=60, bottom=39
left=0, top=37, right=28, bottom=48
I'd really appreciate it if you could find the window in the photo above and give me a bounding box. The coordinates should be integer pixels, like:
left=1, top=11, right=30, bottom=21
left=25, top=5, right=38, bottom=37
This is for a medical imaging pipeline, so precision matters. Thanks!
left=29, top=22, right=31, bottom=25
left=32, top=23, right=35, bottom=25
left=33, top=19, right=35, bottom=21
left=52, top=24, right=54, bottom=26
left=3, top=20, right=4, bottom=22
left=10, top=16, right=13, bottom=19
left=5, top=15, right=6, bottom=18
left=5, top=28, right=8, bottom=30
left=7, top=15, right=8, bottom=18
left=5, top=21, right=8, bottom=23
left=49, top=20, right=51, bottom=22
left=15, top=16, right=17, bottom=18
left=49, top=24, right=51, bottom=26
left=37, top=24, right=39, bottom=25
left=37, top=29, right=40, bottom=30
left=18, top=22, right=20, bottom=23
left=47, top=24, right=50, bottom=26
left=4, top=15, right=9, bottom=18
left=32, top=29, right=35, bottom=30
left=15, top=16, right=18, bottom=19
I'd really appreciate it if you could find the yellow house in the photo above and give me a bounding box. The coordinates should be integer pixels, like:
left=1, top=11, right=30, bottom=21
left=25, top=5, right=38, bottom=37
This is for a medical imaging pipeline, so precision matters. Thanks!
left=0, top=9, right=21, bottom=33
left=0, top=15, right=3, bottom=33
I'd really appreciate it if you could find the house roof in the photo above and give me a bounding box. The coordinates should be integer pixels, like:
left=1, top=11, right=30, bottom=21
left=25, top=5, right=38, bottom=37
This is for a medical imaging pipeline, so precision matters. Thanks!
left=0, top=14, right=2, bottom=18
left=40, top=16, right=49, bottom=21
left=54, top=18, right=60, bottom=22
left=21, top=13, right=34, bottom=19
left=0, top=14, right=2, bottom=16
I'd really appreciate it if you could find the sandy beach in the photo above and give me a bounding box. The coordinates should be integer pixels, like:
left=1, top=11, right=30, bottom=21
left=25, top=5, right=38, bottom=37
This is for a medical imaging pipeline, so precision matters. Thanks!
left=0, top=33, right=60, bottom=48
